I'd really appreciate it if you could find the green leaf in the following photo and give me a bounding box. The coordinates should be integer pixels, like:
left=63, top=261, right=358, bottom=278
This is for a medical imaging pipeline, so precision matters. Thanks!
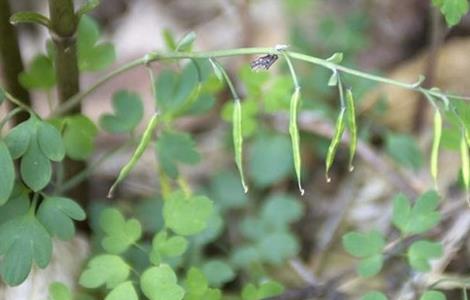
left=140, top=265, right=185, bottom=300
left=242, top=284, right=258, bottom=300
left=5, top=117, right=34, bottom=159
left=152, top=231, right=188, bottom=257
left=19, top=55, right=56, bottom=90
left=163, top=191, right=213, bottom=236
left=257, top=231, right=299, bottom=264
left=209, top=170, right=248, bottom=210
left=342, top=231, right=385, bottom=258
left=385, top=133, right=423, bottom=170
left=48, top=282, right=72, bottom=300
left=61, top=114, right=98, bottom=160
left=10, top=11, right=50, bottom=27
left=100, top=208, right=142, bottom=254
left=0, top=141, right=15, bottom=205
left=100, top=90, right=144, bottom=134
left=420, top=290, right=447, bottom=300
left=201, top=260, right=235, bottom=287
left=249, top=134, right=293, bottom=187
left=432, top=0, right=469, bottom=26
left=186, top=267, right=208, bottom=296
left=326, top=52, right=344, bottom=64
left=20, top=138, right=52, bottom=191
left=37, top=121, right=65, bottom=161
left=361, top=291, right=388, bottom=300
left=37, top=196, right=86, bottom=240
left=0, top=184, right=29, bottom=225
left=230, top=246, right=260, bottom=268
left=77, top=16, right=116, bottom=72
left=156, top=130, right=201, bottom=178
left=155, top=65, right=198, bottom=114
left=260, top=194, right=303, bottom=229
left=0, top=214, right=52, bottom=286
left=392, top=191, right=441, bottom=235
left=257, top=281, right=284, bottom=299
left=162, top=29, right=177, bottom=50
left=105, top=281, right=138, bottom=300
left=77, top=0, right=101, bottom=17
left=407, top=240, right=443, bottom=272
left=79, top=254, right=130, bottom=289
left=175, top=32, right=196, bottom=52
left=357, top=254, right=384, bottom=277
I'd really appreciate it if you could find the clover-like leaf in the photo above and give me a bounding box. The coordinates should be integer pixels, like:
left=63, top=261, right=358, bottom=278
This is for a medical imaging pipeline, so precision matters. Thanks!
left=0, top=214, right=52, bottom=286
left=152, top=231, right=188, bottom=258
left=100, top=208, right=142, bottom=254
left=155, top=65, right=198, bottom=114
left=100, top=90, right=144, bottom=134
left=20, top=137, right=52, bottom=192
left=419, top=290, right=446, bottom=300
left=186, top=267, right=208, bottom=296
left=0, top=141, right=15, bottom=205
left=260, top=194, right=303, bottom=229
left=249, top=134, right=293, bottom=187
left=37, top=196, right=86, bottom=240
left=59, top=114, right=98, bottom=160
left=48, top=282, right=72, bottom=300
left=163, top=191, right=213, bottom=236
left=257, top=281, right=284, bottom=299
left=357, top=254, right=384, bottom=278
left=77, top=16, right=116, bottom=72
left=105, top=281, right=138, bottom=300
left=79, top=255, right=129, bottom=289
left=257, top=231, right=299, bottom=265
left=19, top=54, right=56, bottom=90
left=37, top=121, right=65, bottom=162
left=202, top=260, right=235, bottom=287
left=386, top=133, right=423, bottom=170
left=0, top=184, right=29, bottom=225
left=140, top=265, right=185, bottom=300
left=392, top=191, right=441, bottom=236
left=156, top=130, right=201, bottom=179
left=407, top=240, right=443, bottom=272
left=5, top=117, right=34, bottom=159
left=342, top=230, right=385, bottom=258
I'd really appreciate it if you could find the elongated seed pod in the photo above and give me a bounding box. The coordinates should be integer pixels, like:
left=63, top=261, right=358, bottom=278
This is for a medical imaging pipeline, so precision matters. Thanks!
left=233, top=100, right=248, bottom=193
left=108, top=113, right=159, bottom=198
left=430, top=110, right=442, bottom=189
left=345, top=89, right=357, bottom=171
left=461, top=129, right=470, bottom=205
left=289, top=88, right=304, bottom=195
left=325, top=107, right=346, bottom=182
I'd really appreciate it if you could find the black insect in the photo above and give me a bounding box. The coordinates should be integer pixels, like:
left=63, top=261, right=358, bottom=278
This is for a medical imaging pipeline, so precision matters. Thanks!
left=250, top=54, right=279, bottom=71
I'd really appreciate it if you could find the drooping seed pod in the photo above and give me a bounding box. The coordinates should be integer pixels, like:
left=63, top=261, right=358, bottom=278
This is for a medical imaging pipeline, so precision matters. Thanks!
left=326, top=107, right=346, bottom=182
left=233, top=99, right=248, bottom=193
left=289, top=88, right=304, bottom=195
left=345, top=89, right=357, bottom=172
left=108, top=113, right=159, bottom=198
left=430, top=109, right=442, bottom=189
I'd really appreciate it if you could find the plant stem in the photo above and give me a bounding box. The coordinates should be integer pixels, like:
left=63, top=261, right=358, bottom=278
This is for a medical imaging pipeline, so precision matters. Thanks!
left=48, top=0, right=88, bottom=203
left=0, top=0, right=31, bottom=124
left=52, top=47, right=470, bottom=117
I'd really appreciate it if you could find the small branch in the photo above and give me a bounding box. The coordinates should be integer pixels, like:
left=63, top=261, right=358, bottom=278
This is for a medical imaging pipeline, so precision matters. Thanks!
left=51, top=47, right=470, bottom=117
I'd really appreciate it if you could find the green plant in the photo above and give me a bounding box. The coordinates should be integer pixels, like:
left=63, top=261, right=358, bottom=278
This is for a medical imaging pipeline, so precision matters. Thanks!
left=1, top=0, right=470, bottom=299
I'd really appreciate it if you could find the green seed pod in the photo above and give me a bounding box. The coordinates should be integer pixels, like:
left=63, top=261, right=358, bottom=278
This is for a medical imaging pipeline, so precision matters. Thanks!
left=233, top=99, right=248, bottom=193
left=461, top=129, right=470, bottom=205
left=345, top=89, right=357, bottom=172
left=289, top=88, right=304, bottom=195
left=108, top=113, right=159, bottom=198
left=325, top=107, right=346, bottom=182
left=430, top=109, right=442, bottom=189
